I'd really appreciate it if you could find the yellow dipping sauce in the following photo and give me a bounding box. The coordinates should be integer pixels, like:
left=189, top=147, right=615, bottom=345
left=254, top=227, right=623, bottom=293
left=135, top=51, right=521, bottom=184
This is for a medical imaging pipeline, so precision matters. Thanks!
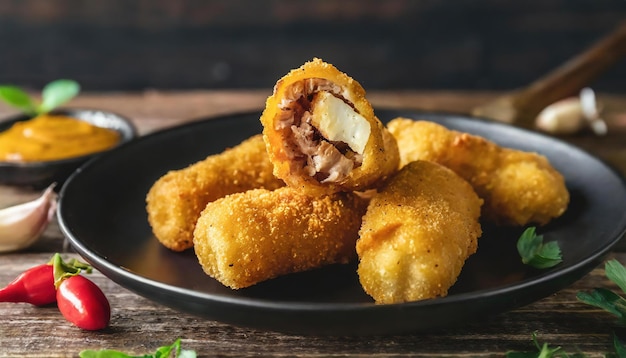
left=0, top=114, right=121, bottom=162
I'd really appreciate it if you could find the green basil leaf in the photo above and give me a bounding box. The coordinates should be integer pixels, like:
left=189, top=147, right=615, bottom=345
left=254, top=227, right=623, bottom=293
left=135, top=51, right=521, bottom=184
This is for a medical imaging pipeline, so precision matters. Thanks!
left=0, top=86, right=37, bottom=114
left=38, top=79, right=80, bottom=114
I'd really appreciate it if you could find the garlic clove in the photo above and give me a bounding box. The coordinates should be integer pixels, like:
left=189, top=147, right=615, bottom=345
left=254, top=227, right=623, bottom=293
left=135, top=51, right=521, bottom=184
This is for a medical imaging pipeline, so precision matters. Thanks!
left=535, top=87, right=607, bottom=136
left=0, top=184, right=57, bottom=253
left=580, top=87, right=598, bottom=120
left=589, top=118, right=608, bottom=136
left=535, top=97, right=586, bottom=135
left=580, top=87, right=608, bottom=136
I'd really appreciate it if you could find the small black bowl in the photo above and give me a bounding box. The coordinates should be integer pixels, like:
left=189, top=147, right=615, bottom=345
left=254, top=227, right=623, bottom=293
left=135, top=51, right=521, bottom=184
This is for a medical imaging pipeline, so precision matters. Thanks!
left=0, top=108, right=137, bottom=188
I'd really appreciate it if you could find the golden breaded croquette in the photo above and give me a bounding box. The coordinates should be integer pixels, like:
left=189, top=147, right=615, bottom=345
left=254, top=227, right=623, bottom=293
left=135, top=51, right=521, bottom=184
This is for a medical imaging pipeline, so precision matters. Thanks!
left=146, top=135, right=284, bottom=252
left=193, top=186, right=368, bottom=289
left=356, top=160, right=483, bottom=304
left=386, top=118, right=569, bottom=226
left=260, top=58, right=399, bottom=195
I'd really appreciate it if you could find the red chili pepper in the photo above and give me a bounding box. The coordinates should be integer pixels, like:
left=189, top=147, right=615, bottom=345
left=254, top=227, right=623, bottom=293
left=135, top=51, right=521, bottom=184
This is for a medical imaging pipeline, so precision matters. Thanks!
left=0, top=253, right=111, bottom=330
left=0, top=263, right=56, bottom=306
left=56, top=275, right=110, bottom=331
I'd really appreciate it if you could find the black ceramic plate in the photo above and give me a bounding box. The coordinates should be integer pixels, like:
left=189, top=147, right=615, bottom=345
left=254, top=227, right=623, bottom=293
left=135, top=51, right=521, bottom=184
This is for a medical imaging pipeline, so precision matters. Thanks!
left=0, top=108, right=137, bottom=187
left=57, top=110, right=626, bottom=335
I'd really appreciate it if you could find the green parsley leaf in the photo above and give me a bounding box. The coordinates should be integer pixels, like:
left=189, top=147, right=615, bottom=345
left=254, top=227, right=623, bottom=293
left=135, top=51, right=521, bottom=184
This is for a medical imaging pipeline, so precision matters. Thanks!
left=577, top=260, right=626, bottom=324
left=613, top=333, right=626, bottom=358
left=577, top=288, right=626, bottom=321
left=79, top=338, right=196, bottom=358
left=518, top=260, right=626, bottom=358
left=606, top=259, right=626, bottom=294
left=505, top=331, right=570, bottom=358
left=517, top=227, right=563, bottom=269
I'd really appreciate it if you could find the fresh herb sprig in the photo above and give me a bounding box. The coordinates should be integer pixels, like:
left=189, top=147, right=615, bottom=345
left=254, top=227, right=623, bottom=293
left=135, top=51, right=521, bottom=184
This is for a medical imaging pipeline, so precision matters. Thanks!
left=79, top=338, right=196, bottom=358
left=506, top=331, right=626, bottom=357
left=505, top=331, right=569, bottom=358
left=517, top=227, right=563, bottom=269
left=577, top=259, right=626, bottom=324
left=0, top=79, right=80, bottom=116
left=507, top=260, right=626, bottom=357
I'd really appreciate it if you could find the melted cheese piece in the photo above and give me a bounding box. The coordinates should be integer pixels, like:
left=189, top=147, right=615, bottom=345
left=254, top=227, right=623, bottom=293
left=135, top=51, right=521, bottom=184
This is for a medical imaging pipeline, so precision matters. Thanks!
left=310, top=91, right=371, bottom=155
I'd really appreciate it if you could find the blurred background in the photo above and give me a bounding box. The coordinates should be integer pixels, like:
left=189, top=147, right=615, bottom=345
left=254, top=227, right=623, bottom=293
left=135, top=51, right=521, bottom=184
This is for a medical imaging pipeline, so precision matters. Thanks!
left=0, top=0, right=625, bottom=93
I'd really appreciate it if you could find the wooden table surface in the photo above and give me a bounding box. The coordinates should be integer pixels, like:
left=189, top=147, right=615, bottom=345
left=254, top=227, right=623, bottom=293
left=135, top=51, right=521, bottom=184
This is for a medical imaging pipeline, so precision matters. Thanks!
left=1, top=90, right=626, bottom=357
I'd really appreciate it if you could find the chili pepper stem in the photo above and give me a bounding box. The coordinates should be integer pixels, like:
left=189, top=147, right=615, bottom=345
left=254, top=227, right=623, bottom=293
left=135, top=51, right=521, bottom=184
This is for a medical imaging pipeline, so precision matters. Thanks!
left=49, top=253, right=92, bottom=289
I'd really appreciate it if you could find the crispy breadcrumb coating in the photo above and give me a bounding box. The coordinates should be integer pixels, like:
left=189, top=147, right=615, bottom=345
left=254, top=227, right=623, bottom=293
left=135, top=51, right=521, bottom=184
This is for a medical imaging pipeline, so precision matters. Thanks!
left=260, top=58, right=399, bottom=195
left=193, top=186, right=368, bottom=289
left=356, top=160, right=483, bottom=304
left=387, top=118, right=569, bottom=226
left=146, top=135, right=284, bottom=251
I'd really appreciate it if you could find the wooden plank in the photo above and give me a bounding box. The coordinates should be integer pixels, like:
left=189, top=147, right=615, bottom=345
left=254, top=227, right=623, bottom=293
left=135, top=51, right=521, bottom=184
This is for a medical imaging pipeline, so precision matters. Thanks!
left=0, top=252, right=622, bottom=357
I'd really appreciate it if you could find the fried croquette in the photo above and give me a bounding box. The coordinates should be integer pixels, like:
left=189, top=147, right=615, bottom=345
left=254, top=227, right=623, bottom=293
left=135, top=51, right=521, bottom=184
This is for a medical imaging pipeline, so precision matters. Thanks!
left=386, top=118, right=569, bottom=226
left=193, top=186, right=368, bottom=289
left=356, top=160, right=483, bottom=304
left=260, top=58, right=400, bottom=195
left=146, top=135, right=284, bottom=251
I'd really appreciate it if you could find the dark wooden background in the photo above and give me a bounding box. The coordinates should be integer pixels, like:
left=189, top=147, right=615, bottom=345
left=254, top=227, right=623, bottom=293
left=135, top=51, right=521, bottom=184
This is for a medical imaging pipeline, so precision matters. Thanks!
left=0, top=0, right=625, bottom=92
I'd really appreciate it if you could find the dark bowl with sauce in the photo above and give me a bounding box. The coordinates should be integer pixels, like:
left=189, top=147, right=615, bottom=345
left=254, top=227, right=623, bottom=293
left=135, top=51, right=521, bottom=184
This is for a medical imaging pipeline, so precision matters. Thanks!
left=0, top=108, right=137, bottom=188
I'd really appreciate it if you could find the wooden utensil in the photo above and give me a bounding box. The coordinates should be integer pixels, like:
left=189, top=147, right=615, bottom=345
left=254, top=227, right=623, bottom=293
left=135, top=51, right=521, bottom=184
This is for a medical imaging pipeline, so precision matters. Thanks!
left=472, top=22, right=626, bottom=129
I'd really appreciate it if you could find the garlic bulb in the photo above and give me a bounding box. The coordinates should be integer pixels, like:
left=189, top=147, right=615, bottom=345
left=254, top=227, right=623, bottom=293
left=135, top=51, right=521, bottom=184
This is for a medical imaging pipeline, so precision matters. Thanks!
left=535, top=87, right=607, bottom=135
left=0, top=184, right=57, bottom=253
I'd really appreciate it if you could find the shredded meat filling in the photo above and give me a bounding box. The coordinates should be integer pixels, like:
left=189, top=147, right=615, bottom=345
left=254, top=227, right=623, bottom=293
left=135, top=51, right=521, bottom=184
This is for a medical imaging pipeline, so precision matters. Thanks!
left=276, top=78, right=362, bottom=183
